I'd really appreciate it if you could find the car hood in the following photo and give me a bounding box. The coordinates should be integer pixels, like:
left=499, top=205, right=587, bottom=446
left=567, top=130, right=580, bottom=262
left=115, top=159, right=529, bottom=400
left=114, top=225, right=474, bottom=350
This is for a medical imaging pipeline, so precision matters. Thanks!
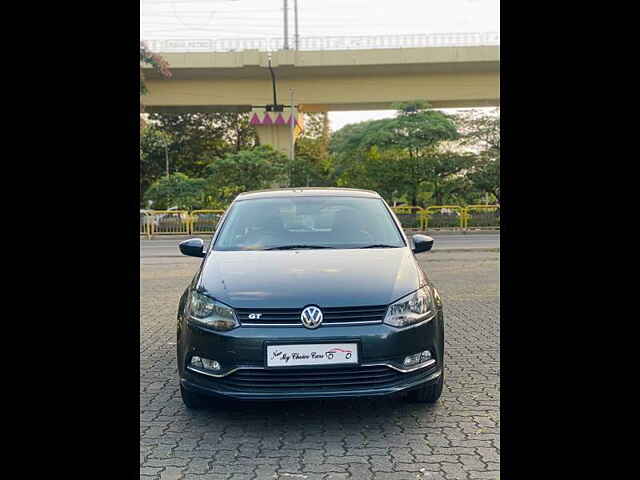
left=198, top=248, right=426, bottom=308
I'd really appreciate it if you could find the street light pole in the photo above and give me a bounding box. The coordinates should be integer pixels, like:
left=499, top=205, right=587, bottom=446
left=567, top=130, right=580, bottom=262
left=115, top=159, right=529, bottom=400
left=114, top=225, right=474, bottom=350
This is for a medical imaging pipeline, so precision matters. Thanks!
left=283, top=0, right=289, bottom=50
left=289, top=88, right=295, bottom=186
left=165, top=142, right=169, bottom=176
left=294, top=0, right=299, bottom=50
left=164, top=141, right=170, bottom=209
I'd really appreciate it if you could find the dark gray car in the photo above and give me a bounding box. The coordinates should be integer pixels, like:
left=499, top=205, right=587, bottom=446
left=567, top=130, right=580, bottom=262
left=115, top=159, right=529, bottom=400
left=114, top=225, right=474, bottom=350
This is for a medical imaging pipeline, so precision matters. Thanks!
left=176, top=188, right=444, bottom=408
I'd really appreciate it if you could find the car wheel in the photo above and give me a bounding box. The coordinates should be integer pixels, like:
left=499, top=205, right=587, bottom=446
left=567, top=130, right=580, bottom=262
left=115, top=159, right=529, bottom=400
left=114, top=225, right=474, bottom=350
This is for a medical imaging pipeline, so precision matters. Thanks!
left=180, top=385, right=209, bottom=409
left=407, top=373, right=444, bottom=403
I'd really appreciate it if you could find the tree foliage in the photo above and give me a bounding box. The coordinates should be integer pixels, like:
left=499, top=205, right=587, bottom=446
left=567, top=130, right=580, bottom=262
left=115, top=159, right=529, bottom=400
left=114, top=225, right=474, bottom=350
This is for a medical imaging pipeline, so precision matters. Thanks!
left=205, top=145, right=290, bottom=206
left=290, top=113, right=334, bottom=187
left=139, top=105, right=500, bottom=210
left=147, top=112, right=258, bottom=178
left=468, top=157, right=500, bottom=202
left=451, top=108, right=500, bottom=201
left=144, top=173, right=207, bottom=210
left=331, top=102, right=462, bottom=205
left=335, top=146, right=407, bottom=201
left=140, top=125, right=172, bottom=201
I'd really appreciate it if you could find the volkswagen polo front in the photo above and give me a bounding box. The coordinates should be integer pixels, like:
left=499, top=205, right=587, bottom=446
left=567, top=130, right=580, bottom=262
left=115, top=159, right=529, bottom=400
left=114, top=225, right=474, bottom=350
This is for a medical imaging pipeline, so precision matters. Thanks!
left=176, top=188, right=444, bottom=408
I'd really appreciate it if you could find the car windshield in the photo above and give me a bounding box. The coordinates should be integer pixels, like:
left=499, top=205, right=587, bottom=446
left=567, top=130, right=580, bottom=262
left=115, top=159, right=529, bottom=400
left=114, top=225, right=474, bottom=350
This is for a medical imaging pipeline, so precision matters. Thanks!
left=213, top=196, right=405, bottom=251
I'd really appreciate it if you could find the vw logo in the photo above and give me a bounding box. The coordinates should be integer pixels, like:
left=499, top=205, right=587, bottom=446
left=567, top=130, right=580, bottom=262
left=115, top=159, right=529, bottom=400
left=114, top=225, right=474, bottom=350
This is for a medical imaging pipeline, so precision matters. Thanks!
left=301, top=306, right=323, bottom=329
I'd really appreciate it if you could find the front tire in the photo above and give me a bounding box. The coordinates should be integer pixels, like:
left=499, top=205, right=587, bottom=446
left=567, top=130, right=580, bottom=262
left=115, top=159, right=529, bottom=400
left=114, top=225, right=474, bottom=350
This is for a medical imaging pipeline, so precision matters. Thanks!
left=407, top=373, right=444, bottom=403
left=180, top=385, right=210, bottom=409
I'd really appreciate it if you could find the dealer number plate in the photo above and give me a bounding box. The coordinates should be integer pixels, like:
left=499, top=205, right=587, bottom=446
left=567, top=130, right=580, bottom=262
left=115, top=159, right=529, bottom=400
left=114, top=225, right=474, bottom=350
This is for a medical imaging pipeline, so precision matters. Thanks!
left=266, top=343, right=358, bottom=367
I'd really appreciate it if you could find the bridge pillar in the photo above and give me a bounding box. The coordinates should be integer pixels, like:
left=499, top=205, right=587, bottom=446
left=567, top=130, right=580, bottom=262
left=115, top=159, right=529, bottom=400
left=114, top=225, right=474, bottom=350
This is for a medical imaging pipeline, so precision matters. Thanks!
left=249, top=107, right=304, bottom=157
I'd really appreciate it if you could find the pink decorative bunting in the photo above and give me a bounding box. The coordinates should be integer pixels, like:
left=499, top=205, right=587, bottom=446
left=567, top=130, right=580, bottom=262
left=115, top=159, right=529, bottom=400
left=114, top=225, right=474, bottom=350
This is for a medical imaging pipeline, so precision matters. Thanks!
left=274, top=113, right=286, bottom=125
left=262, top=113, right=274, bottom=125
left=249, top=113, right=261, bottom=125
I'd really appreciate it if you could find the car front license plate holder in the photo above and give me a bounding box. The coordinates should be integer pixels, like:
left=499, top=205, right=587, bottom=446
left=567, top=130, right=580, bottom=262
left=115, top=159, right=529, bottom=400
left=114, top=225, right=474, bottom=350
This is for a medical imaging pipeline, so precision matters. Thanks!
left=265, top=343, right=359, bottom=368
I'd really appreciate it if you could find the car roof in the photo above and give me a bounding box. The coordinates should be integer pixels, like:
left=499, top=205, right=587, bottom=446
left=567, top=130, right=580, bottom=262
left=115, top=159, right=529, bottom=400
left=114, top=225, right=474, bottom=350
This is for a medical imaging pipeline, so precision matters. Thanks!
left=235, top=187, right=381, bottom=201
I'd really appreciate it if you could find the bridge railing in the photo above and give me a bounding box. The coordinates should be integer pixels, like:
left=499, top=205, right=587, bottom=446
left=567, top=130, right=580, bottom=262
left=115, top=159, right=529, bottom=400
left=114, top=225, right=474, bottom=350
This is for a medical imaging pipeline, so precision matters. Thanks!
left=143, top=32, right=500, bottom=53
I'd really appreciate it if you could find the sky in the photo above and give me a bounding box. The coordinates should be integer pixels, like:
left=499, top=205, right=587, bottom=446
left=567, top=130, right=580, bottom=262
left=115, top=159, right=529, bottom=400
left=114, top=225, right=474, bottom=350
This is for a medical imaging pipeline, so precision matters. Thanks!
left=140, top=0, right=500, bottom=130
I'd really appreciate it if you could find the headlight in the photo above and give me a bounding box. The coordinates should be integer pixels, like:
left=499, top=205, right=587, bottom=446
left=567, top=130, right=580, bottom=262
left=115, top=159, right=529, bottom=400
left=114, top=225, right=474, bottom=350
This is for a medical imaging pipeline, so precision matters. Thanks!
left=188, top=291, right=239, bottom=331
left=384, top=286, right=437, bottom=328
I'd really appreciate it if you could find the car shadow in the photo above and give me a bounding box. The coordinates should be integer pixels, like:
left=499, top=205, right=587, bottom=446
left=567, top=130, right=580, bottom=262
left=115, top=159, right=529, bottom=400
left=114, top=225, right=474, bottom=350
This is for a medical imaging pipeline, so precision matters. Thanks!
left=183, top=393, right=442, bottom=424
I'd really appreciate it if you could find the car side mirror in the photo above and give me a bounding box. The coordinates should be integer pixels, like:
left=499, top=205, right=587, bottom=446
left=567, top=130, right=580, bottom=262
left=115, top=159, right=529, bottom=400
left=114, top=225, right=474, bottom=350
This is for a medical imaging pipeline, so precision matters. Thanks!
left=179, top=238, right=206, bottom=258
left=412, top=234, right=434, bottom=254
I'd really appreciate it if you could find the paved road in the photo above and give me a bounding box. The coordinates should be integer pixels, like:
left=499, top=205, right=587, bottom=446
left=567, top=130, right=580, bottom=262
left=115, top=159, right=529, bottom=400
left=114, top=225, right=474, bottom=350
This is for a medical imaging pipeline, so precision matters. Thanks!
left=140, top=250, right=500, bottom=479
left=140, top=234, right=499, bottom=261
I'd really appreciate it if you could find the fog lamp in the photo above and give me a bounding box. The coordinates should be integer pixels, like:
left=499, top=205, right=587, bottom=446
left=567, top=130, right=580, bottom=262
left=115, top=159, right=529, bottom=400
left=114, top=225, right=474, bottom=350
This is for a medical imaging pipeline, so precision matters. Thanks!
left=403, top=350, right=433, bottom=367
left=420, top=350, right=432, bottom=362
left=190, top=356, right=221, bottom=371
left=403, top=353, right=422, bottom=366
left=201, top=358, right=221, bottom=371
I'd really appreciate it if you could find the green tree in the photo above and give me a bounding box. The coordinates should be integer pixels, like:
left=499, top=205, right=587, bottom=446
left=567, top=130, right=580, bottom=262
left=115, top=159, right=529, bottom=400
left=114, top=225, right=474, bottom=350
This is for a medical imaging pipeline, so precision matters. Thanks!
left=468, top=157, right=500, bottom=202
left=140, top=126, right=172, bottom=205
left=330, top=101, right=460, bottom=206
left=205, top=146, right=289, bottom=205
left=148, top=112, right=259, bottom=178
left=418, top=151, right=477, bottom=205
left=144, top=173, right=207, bottom=210
left=454, top=108, right=500, bottom=156
left=335, top=146, right=408, bottom=203
left=452, top=108, right=500, bottom=202
left=291, top=113, right=335, bottom=187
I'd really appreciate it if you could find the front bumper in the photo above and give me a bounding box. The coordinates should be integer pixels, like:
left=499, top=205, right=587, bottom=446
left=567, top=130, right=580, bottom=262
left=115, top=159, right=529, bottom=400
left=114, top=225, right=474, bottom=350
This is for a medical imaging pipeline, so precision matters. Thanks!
left=181, top=365, right=442, bottom=401
left=178, top=312, right=444, bottom=401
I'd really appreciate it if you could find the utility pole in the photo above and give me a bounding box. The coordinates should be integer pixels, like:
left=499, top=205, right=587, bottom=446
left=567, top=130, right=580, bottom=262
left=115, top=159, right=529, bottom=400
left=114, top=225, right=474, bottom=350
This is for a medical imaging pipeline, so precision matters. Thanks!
left=289, top=88, right=295, bottom=186
left=164, top=140, right=170, bottom=209
left=164, top=141, right=169, bottom=176
left=283, top=0, right=289, bottom=50
left=294, top=0, right=299, bottom=50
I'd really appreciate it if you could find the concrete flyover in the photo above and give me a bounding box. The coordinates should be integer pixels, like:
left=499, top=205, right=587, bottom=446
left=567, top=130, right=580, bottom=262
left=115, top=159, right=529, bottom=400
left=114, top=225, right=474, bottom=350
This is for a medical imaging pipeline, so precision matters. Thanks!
left=141, top=45, right=500, bottom=113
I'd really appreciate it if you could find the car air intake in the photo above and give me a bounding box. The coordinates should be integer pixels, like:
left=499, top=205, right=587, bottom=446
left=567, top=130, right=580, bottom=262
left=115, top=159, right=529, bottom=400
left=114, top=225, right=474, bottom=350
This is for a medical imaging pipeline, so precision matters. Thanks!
left=212, top=365, right=431, bottom=391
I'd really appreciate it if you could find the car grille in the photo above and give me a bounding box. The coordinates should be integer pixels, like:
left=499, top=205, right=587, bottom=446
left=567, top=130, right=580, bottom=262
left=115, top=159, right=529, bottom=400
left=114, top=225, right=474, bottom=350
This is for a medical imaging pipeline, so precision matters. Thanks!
left=212, top=365, right=430, bottom=391
left=235, top=305, right=388, bottom=327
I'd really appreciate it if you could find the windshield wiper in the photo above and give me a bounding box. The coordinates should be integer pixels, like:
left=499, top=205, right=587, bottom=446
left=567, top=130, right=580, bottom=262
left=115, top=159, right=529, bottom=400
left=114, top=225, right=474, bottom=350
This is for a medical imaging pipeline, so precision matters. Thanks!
left=359, top=244, right=401, bottom=249
left=265, top=245, right=335, bottom=250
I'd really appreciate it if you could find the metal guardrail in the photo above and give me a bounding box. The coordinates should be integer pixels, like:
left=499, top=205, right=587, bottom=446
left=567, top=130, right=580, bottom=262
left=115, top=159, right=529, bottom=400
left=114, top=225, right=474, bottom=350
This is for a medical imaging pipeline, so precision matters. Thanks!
left=149, top=210, right=191, bottom=236
left=424, top=206, right=466, bottom=230
left=391, top=206, right=426, bottom=230
left=190, top=210, right=225, bottom=234
left=140, top=211, right=152, bottom=239
left=464, top=205, right=500, bottom=230
left=144, top=32, right=500, bottom=53
left=390, top=205, right=500, bottom=231
left=141, top=205, right=499, bottom=238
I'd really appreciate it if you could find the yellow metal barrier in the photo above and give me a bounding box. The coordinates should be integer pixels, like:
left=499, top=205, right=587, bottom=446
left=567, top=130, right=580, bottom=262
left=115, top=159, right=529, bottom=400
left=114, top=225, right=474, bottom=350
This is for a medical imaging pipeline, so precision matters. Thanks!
left=140, top=211, right=152, bottom=239
left=391, top=206, right=426, bottom=230
left=190, top=210, right=226, bottom=234
left=140, top=205, right=500, bottom=237
left=424, top=206, right=465, bottom=230
left=148, top=210, right=190, bottom=236
left=463, top=205, right=500, bottom=230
